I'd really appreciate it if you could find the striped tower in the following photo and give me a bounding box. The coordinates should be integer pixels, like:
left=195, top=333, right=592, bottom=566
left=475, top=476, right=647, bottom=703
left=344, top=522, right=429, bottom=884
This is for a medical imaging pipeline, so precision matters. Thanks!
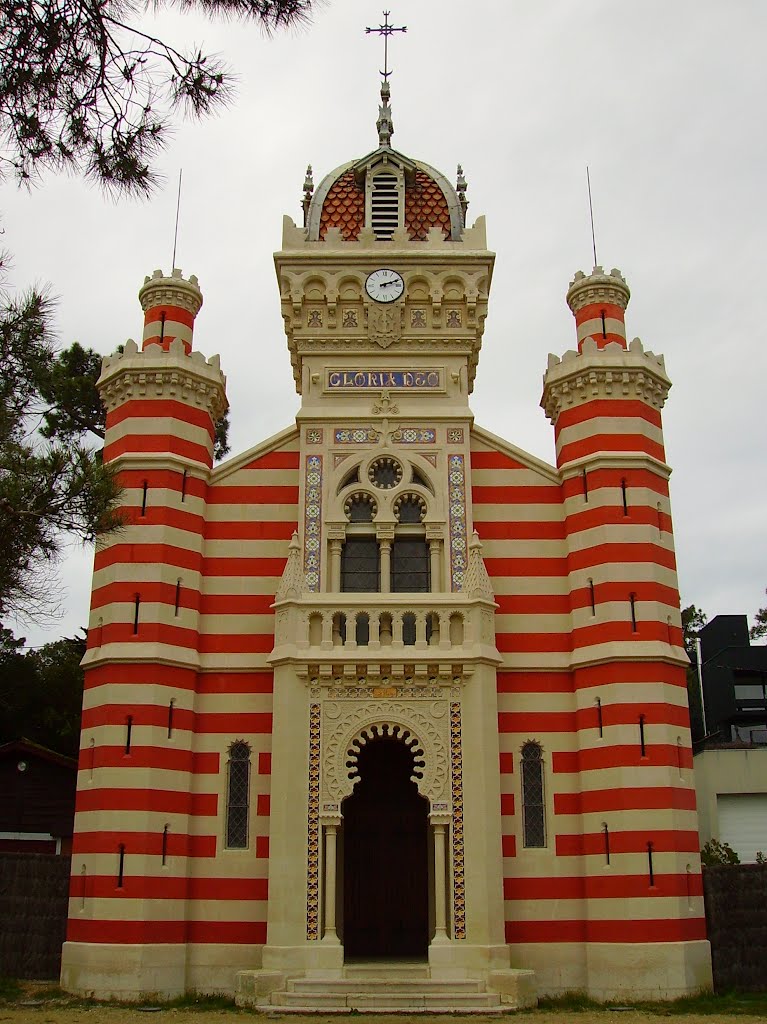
left=539, top=266, right=710, bottom=995
left=61, top=270, right=228, bottom=996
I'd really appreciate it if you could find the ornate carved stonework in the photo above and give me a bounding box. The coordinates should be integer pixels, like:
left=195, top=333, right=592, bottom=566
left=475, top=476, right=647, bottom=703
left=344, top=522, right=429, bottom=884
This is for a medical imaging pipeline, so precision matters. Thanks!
left=369, top=306, right=400, bottom=349
left=322, top=699, right=450, bottom=805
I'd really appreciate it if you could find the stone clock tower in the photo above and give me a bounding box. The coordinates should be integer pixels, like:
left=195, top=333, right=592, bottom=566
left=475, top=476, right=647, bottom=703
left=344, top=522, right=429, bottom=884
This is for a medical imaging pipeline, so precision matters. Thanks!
left=61, top=78, right=712, bottom=1009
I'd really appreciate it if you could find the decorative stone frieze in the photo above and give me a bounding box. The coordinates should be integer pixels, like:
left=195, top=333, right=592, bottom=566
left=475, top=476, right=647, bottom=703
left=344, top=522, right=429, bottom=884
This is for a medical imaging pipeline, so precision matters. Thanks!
left=97, top=337, right=227, bottom=418
left=540, top=336, right=671, bottom=423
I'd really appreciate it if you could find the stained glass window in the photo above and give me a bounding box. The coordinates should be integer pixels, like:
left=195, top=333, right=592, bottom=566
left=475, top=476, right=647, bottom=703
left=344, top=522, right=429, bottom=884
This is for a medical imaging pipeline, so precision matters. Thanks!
left=521, top=742, right=546, bottom=848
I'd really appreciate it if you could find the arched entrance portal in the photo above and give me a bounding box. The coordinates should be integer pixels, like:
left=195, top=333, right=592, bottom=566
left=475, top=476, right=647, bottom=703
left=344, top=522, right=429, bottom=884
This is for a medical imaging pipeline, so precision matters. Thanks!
left=342, top=729, right=429, bottom=957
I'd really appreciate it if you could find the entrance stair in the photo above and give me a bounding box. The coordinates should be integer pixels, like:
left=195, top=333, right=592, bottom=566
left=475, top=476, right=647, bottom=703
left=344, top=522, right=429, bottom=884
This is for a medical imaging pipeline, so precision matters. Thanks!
left=237, top=961, right=537, bottom=1013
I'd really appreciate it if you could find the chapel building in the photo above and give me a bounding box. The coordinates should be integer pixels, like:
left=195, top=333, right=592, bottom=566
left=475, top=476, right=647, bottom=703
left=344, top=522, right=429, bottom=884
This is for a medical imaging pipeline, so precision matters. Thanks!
left=60, top=80, right=713, bottom=1008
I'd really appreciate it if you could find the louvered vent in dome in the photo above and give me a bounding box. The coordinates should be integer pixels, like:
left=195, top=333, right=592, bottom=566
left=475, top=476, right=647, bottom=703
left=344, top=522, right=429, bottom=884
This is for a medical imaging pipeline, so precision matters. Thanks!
left=371, top=172, right=400, bottom=239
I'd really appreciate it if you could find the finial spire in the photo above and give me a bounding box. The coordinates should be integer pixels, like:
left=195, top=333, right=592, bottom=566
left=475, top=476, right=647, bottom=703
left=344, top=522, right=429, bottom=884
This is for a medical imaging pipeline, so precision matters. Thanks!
left=366, top=11, right=407, bottom=148
left=302, top=164, right=313, bottom=227
left=456, top=165, right=468, bottom=224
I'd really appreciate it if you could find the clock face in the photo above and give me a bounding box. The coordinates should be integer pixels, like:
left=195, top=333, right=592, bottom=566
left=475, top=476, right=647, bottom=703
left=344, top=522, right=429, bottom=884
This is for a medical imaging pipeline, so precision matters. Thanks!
left=365, top=268, right=405, bottom=304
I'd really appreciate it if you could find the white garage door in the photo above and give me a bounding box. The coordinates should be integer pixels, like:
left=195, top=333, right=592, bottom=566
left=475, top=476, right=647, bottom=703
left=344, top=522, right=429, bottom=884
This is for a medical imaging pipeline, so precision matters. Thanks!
left=717, top=794, right=767, bottom=863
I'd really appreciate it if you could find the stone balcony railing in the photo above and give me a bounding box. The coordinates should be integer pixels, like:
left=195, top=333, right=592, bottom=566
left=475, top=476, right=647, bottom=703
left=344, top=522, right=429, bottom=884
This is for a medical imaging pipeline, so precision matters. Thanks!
left=269, top=593, right=499, bottom=669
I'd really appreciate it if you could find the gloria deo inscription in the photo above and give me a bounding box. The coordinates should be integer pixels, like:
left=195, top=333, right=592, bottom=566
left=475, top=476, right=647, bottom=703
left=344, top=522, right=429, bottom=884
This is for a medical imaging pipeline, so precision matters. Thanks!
left=328, top=370, right=441, bottom=390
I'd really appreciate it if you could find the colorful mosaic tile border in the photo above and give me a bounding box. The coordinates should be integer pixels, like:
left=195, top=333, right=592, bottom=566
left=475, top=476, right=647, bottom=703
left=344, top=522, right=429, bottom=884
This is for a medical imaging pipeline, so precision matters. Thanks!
left=334, top=427, right=378, bottom=444
left=304, top=455, right=322, bottom=592
left=450, top=701, right=466, bottom=940
left=306, top=702, right=321, bottom=940
left=448, top=454, right=467, bottom=591
left=392, top=427, right=436, bottom=444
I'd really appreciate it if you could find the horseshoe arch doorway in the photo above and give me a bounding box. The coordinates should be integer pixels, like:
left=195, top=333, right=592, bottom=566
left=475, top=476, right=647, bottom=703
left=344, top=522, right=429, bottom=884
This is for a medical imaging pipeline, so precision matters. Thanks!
left=341, top=726, right=430, bottom=957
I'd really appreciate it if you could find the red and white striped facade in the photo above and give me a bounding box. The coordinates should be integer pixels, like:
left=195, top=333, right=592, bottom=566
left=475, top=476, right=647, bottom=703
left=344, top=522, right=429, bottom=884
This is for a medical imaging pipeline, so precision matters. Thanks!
left=61, top=150, right=712, bottom=1002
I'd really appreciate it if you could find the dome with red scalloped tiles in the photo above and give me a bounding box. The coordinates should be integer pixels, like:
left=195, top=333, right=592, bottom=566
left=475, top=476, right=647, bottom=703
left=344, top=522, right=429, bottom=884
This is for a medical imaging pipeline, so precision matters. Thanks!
left=306, top=150, right=464, bottom=243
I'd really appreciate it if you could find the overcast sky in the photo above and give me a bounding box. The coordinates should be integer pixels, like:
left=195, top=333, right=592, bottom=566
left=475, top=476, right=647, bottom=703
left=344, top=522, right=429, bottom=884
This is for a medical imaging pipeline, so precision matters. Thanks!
left=4, top=0, right=766, bottom=647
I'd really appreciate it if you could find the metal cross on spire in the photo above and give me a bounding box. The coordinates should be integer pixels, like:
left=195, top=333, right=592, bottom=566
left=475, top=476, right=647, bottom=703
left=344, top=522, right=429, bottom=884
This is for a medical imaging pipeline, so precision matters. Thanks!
left=365, top=11, right=407, bottom=82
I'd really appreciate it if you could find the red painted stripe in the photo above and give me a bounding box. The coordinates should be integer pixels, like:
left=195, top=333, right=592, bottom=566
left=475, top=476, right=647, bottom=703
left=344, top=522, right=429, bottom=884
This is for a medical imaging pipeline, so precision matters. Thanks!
left=574, top=302, right=626, bottom=326
left=574, top=702, right=690, bottom=730
left=66, top=920, right=267, bottom=944
left=206, top=486, right=299, bottom=505
left=571, top=620, right=680, bottom=648
left=558, top=434, right=666, bottom=465
left=72, top=831, right=216, bottom=857
left=570, top=580, right=679, bottom=610
left=106, top=399, right=213, bottom=434
left=91, top=581, right=199, bottom=613
left=203, top=521, right=297, bottom=541
left=504, top=872, right=702, bottom=900
left=198, top=634, right=275, bottom=654
left=472, top=485, right=562, bottom=505
left=572, top=661, right=687, bottom=689
left=244, top=451, right=300, bottom=470
left=578, top=333, right=626, bottom=351
left=554, top=745, right=694, bottom=773
left=499, top=711, right=575, bottom=732
left=95, top=544, right=202, bottom=573
left=202, top=557, right=287, bottom=577
left=506, top=918, right=706, bottom=943
left=121, top=506, right=205, bottom=534
left=500, top=794, right=515, bottom=815
left=197, top=673, right=273, bottom=694
left=84, top=663, right=197, bottom=691
left=475, top=521, right=565, bottom=541
left=555, top=787, right=696, bottom=815
left=144, top=305, right=196, bottom=329
left=565, top=505, right=672, bottom=536
left=104, top=434, right=212, bottom=467
left=562, top=468, right=669, bottom=499
left=567, top=542, right=677, bottom=572
left=71, top=875, right=267, bottom=901
left=469, top=450, right=527, bottom=471
left=502, top=835, right=517, bottom=857
left=76, top=789, right=217, bottom=816
left=485, top=557, right=568, bottom=578
left=258, top=752, right=272, bottom=775
left=118, top=468, right=206, bottom=499
left=498, top=672, right=572, bottom=694
left=100, top=622, right=199, bottom=649
left=80, top=705, right=271, bottom=735
left=556, top=829, right=700, bottom=857
left=499, top=753, right=515, bottom=774
left=496, top=632, right=572, bottom=653
left=555, top=400, right=661, bottom=432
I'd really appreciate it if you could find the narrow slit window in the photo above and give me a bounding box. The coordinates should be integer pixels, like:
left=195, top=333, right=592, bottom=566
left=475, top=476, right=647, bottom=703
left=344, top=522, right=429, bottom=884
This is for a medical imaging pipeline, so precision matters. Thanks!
left=621, top=478, right=628, bottom=515
left=676, top=736, right=683, bottom=776
left=521, top=742, right=546, bottom=848
left=589, top=578, right=596, bottom=615
left=639, top=714, right=646, bottom=757
left=167, top=699, right=175, bottom=739
left=117, top=844, right=126, bottom=888
left=141, top=481, right=148, bottom=516
left=133, top=594, right=140, bottom=634
left=647, top=841, right=655, bottom=886
left=226, top=741, right=251, bottom=849
left=630, top=593, right=637, bottom=632
left=125, top=715, right=133, bottom=754
left=656, top=502, right=663, bottom=535
left=600, top=310, right=607, bottom=339
left=80, top=865, right=86, bottom=911
left=162, top=825, right=169, bottom=866
left=603, top=823, right=610, bottom=865
left=159, top=310, right=166, bottom=344
left=582, top=467, right=589, bottom=502
left=181, top=469, right=188, bottom=502
left=596, top=697, right=603, bottom=738
left=174, top=579, right=181, bottom=616
left=89, top=737, right=95, bottom=780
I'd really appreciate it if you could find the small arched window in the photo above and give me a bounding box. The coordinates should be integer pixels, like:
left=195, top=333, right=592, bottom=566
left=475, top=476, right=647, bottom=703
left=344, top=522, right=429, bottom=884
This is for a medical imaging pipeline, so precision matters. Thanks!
left=226, top=741, right=251, bottom=849
left=521, top=741, right=546, bottom=848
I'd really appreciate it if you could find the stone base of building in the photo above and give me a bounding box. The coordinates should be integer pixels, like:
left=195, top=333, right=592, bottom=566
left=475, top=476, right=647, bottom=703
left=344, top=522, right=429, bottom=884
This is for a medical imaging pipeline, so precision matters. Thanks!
left=60, top=941, right=261, bottom=999
left=511, top=939, right=713, bottom=999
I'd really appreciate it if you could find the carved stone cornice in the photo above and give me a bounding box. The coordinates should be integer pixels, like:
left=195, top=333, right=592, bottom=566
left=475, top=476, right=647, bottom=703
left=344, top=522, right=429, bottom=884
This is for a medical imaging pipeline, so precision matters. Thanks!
left=98, top=338, right=228, bottom=419
left=541, top=337, right=671, bottom=424
left=566, top=266, right=630, bottom=315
